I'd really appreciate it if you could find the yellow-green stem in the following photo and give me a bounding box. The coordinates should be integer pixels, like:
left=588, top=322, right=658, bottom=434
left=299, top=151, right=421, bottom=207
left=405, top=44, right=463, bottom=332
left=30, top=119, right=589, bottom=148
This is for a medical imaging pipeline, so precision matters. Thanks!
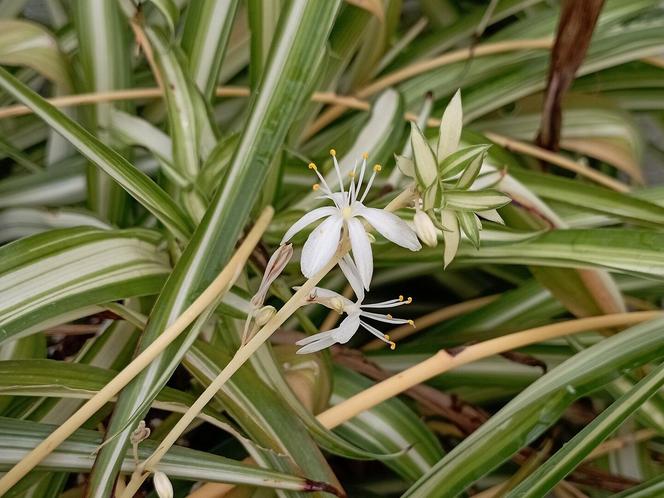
left=317, top=311, right=662, bottom=429
left=121, top=243, right=350, bottom=497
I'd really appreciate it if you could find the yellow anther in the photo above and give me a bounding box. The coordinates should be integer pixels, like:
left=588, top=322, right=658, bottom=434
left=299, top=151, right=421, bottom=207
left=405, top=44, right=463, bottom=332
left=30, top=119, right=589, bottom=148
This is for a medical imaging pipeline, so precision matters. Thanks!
left=384, top=334, right=390, bottom=340
left=349, top=171, right=356, bottom=178
left=362, top=152, right=369, bottom=160
left=399, top=295, right=404, bottom=301
left=308, top=162, right=317, bottom=170
left=329, top=148, right=336, bottom=156
left=406, top=297, right=413, bottom=304
left=386, top=314, right=393, bottom=319
left=408, top=320, right=415, bottom=327
left=389, top=341, right=396, bottom=350
left=312, top=184, right=320, bottom=191
left=373, top=164, right=382, bottom=172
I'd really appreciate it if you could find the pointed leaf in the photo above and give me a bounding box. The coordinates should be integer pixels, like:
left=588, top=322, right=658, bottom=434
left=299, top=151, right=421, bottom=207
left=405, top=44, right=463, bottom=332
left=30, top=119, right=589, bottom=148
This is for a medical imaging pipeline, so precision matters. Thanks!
left=457, top=210, right=480, bottom=249
left=410, top=122, right=438, bottom=188
left=0, top=67, right=194, bottom=240
left=444, top=189, right=511, bottom=211
left=441, top=209, right=460, bottom=269
left=439, top=144, right=491, bottom=180
left=436, top=89, right=462, bottom=162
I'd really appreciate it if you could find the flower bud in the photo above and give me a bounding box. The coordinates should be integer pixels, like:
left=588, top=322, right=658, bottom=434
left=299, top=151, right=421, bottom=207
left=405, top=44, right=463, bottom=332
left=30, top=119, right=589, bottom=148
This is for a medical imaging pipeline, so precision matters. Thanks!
left=153, top=471, right=173, bottom=498
left=413, top=209, right=438, bottom=247
left=254, top=305, right=276, bottom=326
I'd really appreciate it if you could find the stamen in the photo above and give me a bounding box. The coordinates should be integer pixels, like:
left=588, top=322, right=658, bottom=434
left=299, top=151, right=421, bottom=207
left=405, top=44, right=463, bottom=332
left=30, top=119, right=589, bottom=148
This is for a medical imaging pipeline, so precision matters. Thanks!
left=312, top=184, right=320, bottom=191
left=362, top=152, right=369, bottom=160
left=360, top=320, right=397, bottom=350
left=359, top=165, right=381, bottom=203
left=408, top=320, right=415, bottom=328
left=348, top=161, right=359, bottom=202
left=356, top=157, right=367, bottom=199
left=360, top=310, right=411, bottom=324
left=360, top=295, right=413, bottom=309
left=307, top=161, right=333, bottom=195
left=330, top=149, right=336, bottom=157
left=331, top=154, right=346, bottom=199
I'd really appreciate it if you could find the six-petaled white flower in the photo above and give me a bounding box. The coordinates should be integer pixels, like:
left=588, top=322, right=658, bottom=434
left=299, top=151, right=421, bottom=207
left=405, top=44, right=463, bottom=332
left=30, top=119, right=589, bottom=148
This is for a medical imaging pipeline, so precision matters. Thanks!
left=281, top=150, right=421, bottom=290
left=295, top=257, right=414, bottom=354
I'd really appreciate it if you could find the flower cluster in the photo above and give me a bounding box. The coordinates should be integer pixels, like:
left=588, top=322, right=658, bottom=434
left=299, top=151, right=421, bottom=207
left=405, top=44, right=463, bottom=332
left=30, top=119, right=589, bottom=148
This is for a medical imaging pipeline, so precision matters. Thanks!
left=262, top=91, right=510, bottom=353
left=281, top=150, right=421, bottom=353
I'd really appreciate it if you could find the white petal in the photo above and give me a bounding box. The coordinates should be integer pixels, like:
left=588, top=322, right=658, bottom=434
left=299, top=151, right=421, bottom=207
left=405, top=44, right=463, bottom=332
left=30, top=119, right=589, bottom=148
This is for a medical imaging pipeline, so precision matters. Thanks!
left=338, top=254, right=365, bottom=302
left=300, top=214, right=343, bottom=278
left=356, top=206, right=422, bottom=251
left=296, top=334, right=337, bottom=354
left=296, top=329, right=335, bottom=346
left=280, top=206, right=338, bottom=244
left=347, top=217, right=374, bottom=290
left=331, top=313, right=361, bottom=344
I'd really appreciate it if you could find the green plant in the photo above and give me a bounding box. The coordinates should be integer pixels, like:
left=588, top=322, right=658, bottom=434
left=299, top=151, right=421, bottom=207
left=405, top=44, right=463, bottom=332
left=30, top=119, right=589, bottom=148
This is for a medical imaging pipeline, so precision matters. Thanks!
left=0, top=1, right=663, bottom=497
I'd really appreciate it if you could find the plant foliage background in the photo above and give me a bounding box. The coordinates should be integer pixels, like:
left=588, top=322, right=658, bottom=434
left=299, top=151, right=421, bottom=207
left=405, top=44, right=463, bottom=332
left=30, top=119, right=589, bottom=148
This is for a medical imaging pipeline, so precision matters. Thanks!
left=0, top=0, right=664, bottom=497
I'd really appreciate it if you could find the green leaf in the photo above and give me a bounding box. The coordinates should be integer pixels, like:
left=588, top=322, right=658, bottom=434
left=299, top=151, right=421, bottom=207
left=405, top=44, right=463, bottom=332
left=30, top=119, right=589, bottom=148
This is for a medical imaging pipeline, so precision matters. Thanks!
left=332, top=366, right=444, bottom=482
left=0, top=227, right=169, bottom=344
left=512, top=169, right=664, bottom=228
left=455, top=148, right=486, bottom=190
left=146, top=0, right=179, bottom=35
left=0, top=359, right=244, bottom=436
left=507, top=362, right=664, bottom=497
left=247, top=0, right=283, bottom=88
left=184, top=340, right=340, bottom=490
left=436, top=89, right=462, bottom=162
left=613, top=474, right=664, bottom=498
left=89, top=2, right=343, bottom=495
left=145, top=26, right=215, bottom=181
left=402, top=316, right=664, bottom=498
left=73, top=0, right=133, bottom=224
left=0, top=207, right=109, bottom=243
left=439, top=144, right=491, bottom=179
left=443, top=189, right=511, bottom=211
left=0, top=20, right=71, bottom=89
left=181, top=0, right=240, bottom=98
left=457, top=210, right=480, bottom=249
left=0, top=417, right=333, bottom=492
left=0, top=67, right=194, bottom=240
left=249, top=340, right=405, bottom=462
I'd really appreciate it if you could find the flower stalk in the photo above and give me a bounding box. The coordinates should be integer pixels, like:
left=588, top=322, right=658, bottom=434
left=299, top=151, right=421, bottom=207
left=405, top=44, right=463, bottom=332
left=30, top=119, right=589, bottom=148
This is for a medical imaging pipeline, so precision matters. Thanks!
left=122, top=178, right=417, bottom=495
left=121, top=241, right=351, bottom=497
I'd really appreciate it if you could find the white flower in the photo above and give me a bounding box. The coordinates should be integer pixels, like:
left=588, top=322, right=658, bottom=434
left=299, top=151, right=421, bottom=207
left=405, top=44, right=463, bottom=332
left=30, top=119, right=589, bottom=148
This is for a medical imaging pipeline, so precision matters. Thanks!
left=281, top=150, right=421, bottom=290
left=295, top=256, right=414, bottom=354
